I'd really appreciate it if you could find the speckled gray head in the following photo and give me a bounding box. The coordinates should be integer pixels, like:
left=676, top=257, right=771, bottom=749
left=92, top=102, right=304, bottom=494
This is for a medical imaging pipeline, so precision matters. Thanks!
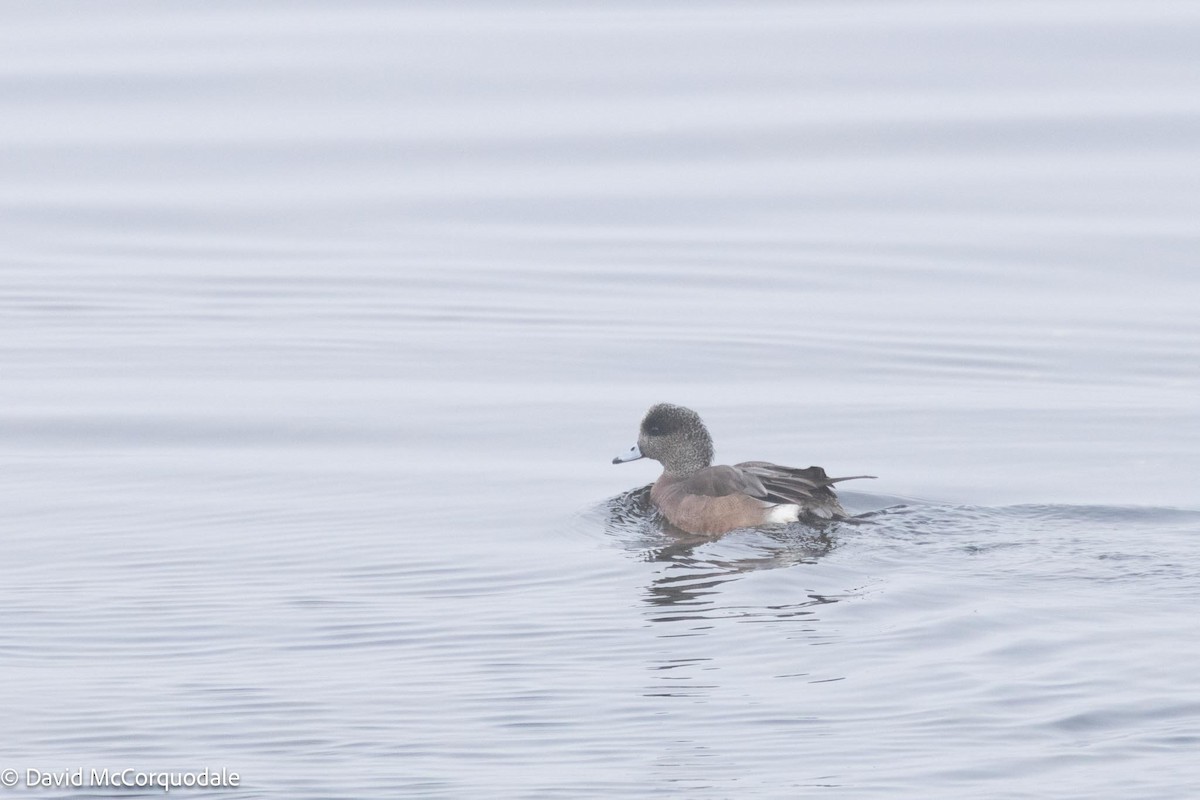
left=612, top=403, right=715, bottom=476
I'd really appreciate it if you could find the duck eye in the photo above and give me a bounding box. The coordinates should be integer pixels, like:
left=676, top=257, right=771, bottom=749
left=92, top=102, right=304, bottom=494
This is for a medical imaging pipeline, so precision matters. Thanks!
left=646, top=424, right=663, bottom=435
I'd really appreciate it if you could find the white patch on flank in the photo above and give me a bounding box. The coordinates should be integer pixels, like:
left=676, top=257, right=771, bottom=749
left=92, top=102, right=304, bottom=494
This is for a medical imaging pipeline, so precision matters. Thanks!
left=764, top=504, right=801, bottom=524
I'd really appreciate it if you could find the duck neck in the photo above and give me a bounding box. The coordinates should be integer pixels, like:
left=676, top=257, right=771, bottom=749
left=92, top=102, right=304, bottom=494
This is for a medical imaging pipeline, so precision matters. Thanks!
left=663, top=443, right=713, bottom=477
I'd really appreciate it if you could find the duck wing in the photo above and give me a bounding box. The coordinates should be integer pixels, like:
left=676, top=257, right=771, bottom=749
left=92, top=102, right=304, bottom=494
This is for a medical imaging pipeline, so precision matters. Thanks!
left=735, top=461, right=875, bottom=506
left=673, top=465, right=771, bottom=498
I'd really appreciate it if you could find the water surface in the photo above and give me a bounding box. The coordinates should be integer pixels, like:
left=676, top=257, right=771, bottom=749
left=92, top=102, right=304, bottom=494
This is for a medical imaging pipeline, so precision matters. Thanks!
left=2, top=3, right=1199, bottom=798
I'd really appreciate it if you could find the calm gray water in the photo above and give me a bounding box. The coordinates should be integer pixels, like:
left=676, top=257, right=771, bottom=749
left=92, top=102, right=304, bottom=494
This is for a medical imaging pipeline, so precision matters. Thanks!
left=2, top=3, right=1199, bottom=798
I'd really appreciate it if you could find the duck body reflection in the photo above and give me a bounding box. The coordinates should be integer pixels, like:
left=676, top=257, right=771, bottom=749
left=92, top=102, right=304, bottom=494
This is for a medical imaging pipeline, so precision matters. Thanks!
left=603, top=484, right=871, bottom=615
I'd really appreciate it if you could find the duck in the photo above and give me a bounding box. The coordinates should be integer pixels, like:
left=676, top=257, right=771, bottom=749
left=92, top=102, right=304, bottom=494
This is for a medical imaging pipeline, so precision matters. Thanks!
left=613, top=403, right=873, bottom=535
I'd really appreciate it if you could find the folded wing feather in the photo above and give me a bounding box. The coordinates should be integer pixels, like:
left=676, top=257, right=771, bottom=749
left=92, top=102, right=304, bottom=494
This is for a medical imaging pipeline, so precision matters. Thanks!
left=678, top=465, right=770, bottom=498
left=736, top=461, right=875, bottom=506
left=676, top=462, right=874, bottom=506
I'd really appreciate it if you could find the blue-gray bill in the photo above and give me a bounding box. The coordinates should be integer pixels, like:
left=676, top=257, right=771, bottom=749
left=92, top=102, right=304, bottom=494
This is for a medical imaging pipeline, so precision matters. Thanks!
left=612, top=444, right=643, bottom=464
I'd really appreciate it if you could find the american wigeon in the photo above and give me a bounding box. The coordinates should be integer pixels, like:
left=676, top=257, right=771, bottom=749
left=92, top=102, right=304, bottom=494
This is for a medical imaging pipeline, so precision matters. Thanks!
left=613, top=403, right=873, bottom=535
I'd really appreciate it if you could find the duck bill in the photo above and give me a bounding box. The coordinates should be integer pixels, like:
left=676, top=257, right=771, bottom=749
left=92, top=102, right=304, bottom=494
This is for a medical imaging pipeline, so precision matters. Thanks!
left=612, top=443, right=644, bottom=464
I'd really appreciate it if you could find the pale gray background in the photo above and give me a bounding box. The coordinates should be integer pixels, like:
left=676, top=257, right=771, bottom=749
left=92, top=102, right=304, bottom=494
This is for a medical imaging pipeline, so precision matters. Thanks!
left=2, top=3, right=1198, bottom=798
